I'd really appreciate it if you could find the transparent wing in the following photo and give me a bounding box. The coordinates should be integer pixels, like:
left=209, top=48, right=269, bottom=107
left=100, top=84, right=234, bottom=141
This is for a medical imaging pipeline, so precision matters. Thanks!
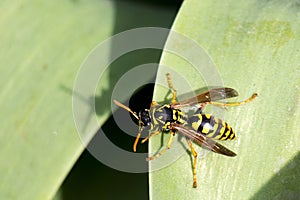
left=172, top=123, right=236, bottom=157
left=172, top=87, right=238, bottom=109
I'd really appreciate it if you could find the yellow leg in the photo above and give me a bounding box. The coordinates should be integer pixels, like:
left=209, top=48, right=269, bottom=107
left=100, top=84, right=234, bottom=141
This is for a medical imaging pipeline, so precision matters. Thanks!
left=147, top=131, right=175, bottom=161
left=166, top=73, right=177, bottom=104
left=150, top=101, right=158, bottom=107
left=186, top=138, right=198, bottom=188
left=141, top=130, right=161, bottom=144
left=207, top=93, right=258, bottom=107
left=133, top=132, right=141, bottom=152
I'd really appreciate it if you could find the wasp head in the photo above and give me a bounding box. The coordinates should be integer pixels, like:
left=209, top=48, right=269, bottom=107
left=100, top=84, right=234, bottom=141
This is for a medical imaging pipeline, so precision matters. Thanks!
left=139, top=109, right=151, bottom=128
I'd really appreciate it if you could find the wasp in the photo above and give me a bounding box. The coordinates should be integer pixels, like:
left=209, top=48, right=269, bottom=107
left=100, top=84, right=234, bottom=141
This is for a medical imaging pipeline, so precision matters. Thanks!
left=114, top=73, right=257, bottom=188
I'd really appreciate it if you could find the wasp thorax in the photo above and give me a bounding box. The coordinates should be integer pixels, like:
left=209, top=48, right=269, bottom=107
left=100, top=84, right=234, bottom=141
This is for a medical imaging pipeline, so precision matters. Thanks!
left=139, top=109, right=151, bottom=127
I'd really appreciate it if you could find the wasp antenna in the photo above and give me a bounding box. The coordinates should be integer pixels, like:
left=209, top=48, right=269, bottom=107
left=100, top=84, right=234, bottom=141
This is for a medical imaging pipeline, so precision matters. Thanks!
left=113, top=100, right=139, bottom=120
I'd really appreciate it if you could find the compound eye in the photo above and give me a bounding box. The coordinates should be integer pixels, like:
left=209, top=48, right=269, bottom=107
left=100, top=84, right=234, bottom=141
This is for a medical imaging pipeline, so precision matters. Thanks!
left=140, top=110, right=151, bottom=127
left=144, top=118, right=151, bottom=127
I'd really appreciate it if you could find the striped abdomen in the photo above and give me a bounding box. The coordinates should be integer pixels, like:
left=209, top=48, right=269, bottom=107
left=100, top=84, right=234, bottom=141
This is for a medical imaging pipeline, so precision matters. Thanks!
left=188, top=114, right=236, bottom=140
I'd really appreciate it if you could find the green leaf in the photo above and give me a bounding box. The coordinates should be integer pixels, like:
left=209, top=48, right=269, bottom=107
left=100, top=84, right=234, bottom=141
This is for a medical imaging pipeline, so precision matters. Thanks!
left=0, top=1, right=117, bottom=199
left=150, top=0, right=300, bottom=199
left=0, top=1, right=180, bottom=199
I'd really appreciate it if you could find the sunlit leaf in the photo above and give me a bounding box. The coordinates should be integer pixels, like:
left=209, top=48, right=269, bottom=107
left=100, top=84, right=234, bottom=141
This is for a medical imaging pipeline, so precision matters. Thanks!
left=150, top=0, right=300, bottom=199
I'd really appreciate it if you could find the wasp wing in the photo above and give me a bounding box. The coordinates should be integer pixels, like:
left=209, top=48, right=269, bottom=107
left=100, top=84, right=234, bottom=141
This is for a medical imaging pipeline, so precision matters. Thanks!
left=172, top=87, right=239, bottom=109
left=172, top=124, right=236, bottom=157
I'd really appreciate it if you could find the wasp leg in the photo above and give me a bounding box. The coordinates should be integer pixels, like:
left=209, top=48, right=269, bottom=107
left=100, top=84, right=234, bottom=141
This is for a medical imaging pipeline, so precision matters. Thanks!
left=141, top=130, right=161, bottom=144
left=195, top=102, right=229, bottom=114
left=147, top=130, right=175, bottom=161
left=150, top=101, right=158, bottom=107
left=166, top=73, right=178, bottom=105
left=133, top=132, right=141, bottom=152
left=186, top=138, right=198, bottom=188
left=207, top=93, right=258, bottom=107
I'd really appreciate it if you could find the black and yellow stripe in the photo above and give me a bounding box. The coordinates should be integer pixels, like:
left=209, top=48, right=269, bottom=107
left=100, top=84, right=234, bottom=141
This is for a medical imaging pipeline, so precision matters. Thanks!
left=187, top=113, right=236, bottom=141
left=151, top=104, right=186, bottom=131
left=149, top=104, right=236, bottom=141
